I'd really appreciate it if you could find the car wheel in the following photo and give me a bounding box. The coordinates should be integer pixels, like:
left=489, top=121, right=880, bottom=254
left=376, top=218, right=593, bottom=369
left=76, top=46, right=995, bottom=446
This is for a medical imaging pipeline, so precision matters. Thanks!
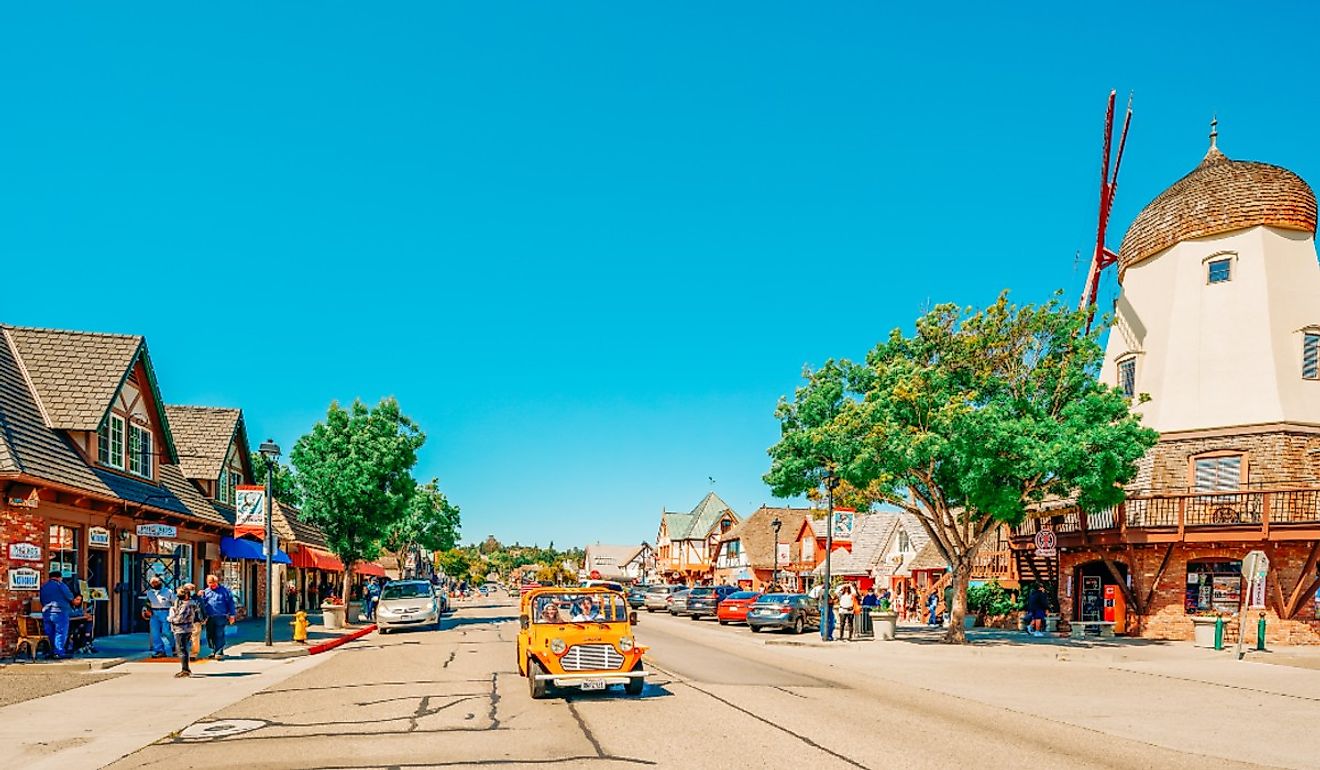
left=718, top=620, right=728, bottom=625
left=380, top=627, right=390, bottom=634
left=646, top=607, right=655, bottom=613
left=528, top=658, right=549, bottom=700
left=750, top=624, right=761, bottom=633
left=794, top=617, right=804, bottom=634
left=625, top=663, right=645, bottom=696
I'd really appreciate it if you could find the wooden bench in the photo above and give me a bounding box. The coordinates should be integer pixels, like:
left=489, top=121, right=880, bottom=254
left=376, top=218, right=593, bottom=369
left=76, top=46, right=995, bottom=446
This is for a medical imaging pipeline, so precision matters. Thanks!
left=1069, top=620, right=1115, bottom=639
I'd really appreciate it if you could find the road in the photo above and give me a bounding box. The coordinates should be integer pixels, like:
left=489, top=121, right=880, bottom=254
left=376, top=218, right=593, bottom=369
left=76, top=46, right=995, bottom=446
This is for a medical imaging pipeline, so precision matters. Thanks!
left=109, top=596, right=1271, bottom=769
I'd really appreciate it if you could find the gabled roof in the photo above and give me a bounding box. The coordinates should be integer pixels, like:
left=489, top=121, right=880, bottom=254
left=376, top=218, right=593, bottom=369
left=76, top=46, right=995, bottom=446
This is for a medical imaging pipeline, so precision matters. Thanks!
left=810, top=511, right=898, bottom=576
left=871, top=512, right=942, bottom=576
left=272, top=500, right=330, bottom=549
left=717, top=506, right=809, bottom=570
left=1, top=325, right=178, bottom=462
left=164, top=405, right=248, bottom=482
left=583, top=543, right=651, bottom=579
left=660, top=512, right=693, bottom=540
left=663, top=492, right=738, bottom=541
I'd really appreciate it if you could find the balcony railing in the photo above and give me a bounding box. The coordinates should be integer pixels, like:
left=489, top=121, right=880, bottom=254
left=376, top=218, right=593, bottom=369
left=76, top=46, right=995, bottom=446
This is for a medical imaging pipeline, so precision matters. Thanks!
left=1011, top=487, right=1320, bottom=544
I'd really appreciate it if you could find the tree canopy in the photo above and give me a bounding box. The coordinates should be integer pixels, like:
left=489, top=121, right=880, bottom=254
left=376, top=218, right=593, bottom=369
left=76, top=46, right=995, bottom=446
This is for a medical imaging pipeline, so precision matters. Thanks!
left=249, top=451, right=302, bottom=507
left=767, top=293, right=1157, bottom=642
left=381, top=478, right=461, bottom=574
left=291, top=397, right=426, bottom=600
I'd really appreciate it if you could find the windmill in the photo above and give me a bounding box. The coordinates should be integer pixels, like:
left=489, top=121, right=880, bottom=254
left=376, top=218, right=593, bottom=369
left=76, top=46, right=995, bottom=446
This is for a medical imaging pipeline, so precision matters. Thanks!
left=1078, top=90, right=1133, bottom=332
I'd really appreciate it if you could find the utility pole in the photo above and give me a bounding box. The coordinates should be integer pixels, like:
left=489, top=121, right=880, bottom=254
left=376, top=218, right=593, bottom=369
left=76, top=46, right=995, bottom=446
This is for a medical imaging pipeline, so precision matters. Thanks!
left=259, top=439, right=281, bottom=646
left=821, top=469, right=836, bottom=642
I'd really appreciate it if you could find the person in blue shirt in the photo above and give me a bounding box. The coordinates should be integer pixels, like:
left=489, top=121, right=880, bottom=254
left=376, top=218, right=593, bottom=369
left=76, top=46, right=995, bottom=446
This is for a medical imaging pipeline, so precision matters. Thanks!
left=364, top=577, right=381, bottom=620
left=39, top=570, right=74, bottom=660
left=200, top=574, right=237, bottom=659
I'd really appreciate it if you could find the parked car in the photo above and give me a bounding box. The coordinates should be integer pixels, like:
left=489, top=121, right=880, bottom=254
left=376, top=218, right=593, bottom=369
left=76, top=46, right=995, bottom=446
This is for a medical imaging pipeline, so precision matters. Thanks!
left=667, top=588, right=692, bottom=615
left=716, top=591, right=762, bottom=625
left=517, top=587, right=648, bottom=699
left=625, top=585, right=650, bottom=609
left=644, top=584, right=685, bottom=612
left=747, top=593, right=821, bottom=634
left=684, top=586, right=739, bottom=619
left=375, top=580, right=444, bottom=633
left=580, top=579, right=627, bottom=594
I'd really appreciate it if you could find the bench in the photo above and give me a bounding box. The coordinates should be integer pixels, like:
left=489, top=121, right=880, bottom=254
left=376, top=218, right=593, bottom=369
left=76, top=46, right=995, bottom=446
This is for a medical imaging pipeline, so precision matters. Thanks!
left=1069, top=620, right=1115, bottom=639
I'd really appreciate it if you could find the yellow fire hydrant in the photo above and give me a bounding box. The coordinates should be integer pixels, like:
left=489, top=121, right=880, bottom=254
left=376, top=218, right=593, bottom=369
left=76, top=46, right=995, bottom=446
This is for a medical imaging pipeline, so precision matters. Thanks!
left=292, top=610, right=309, bottom=644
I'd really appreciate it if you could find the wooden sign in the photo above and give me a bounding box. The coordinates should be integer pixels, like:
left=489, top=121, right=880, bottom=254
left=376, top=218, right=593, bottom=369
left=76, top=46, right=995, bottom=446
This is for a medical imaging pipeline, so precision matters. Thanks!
left=88, top=527, right=111, bottom=549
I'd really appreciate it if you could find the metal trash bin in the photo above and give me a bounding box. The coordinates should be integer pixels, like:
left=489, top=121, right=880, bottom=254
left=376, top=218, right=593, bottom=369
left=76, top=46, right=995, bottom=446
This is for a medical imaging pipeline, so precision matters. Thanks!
left=856, top=609, right=874, bottom=639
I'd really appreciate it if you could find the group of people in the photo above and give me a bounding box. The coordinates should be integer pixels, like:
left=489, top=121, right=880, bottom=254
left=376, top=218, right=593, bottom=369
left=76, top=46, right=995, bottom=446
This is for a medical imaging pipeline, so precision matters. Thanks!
left=145, top=573, right=237, bottom=678
left=537, top=595, right=608, bottom=623
left=38, top=571, right=95, bottom=659
left=830, top=584, right=892, bottom=640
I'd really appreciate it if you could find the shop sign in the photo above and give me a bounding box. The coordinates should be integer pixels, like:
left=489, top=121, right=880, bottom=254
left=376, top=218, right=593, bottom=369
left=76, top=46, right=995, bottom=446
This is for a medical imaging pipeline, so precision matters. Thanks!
left=88, top=527, right=111, bottom=549
left=1243, top=550, right=1269, bottom=609
left=1034, top=527, right=1057, bottom=558
left=235, top=485, right=266, bottom=528
left=7, top=542, right=42, bottom=562
left=7, top=488, right=39, bottom=508
left=7, top=567, right=40, bottom=591
left=136, top=523, right=177, bottom=538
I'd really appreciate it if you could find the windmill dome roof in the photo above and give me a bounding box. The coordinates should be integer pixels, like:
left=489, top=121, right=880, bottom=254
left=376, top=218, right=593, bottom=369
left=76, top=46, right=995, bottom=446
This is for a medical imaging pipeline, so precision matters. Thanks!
left=1117, top=145, right=1316, bottom=279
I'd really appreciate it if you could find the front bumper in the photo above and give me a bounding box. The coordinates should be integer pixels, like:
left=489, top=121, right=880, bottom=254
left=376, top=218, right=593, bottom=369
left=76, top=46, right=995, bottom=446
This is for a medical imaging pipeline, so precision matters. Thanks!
left=537, top=671, right=650, bottom=688
left=376, top=612, right=439, bottom=629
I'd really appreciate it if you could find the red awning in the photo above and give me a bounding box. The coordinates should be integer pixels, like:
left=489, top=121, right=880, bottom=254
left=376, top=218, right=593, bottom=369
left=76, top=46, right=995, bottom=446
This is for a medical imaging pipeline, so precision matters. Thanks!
left=355, top=561, right=387, bottom=578
left=290, top=546, right=345, bottom=572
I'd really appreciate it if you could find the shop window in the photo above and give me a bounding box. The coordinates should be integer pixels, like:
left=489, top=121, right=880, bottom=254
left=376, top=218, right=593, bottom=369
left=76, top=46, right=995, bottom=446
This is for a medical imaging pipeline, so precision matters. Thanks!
left=48, top=525, right=80, bottom=580
left=1118, top=357, right=1136, bottom=398
left=99, top=415, right=125, bottom=469
left=1304, top=333, right=1319, bottom=380
left=1193, top=455, right=1241, bottom=492
left=128, top=424, right=153, bottom=478
left=1207, top=258, right=1232, bottom=284
left=1185, top=560, right=1242, bottom=614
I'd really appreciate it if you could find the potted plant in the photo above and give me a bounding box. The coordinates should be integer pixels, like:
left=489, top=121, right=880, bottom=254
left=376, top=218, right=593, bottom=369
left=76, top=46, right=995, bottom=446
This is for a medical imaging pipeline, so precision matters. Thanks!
left=870, top=596, right=899, bottom=640
left=321, top=594, right=346, bottom=631
left=1190, top=611, right=1221, bottom=648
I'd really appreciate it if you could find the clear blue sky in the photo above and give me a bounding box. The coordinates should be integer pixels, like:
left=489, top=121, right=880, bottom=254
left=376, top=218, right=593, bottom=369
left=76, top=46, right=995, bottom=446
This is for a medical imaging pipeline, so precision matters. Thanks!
left=4, top=3, right=1318, bottom=548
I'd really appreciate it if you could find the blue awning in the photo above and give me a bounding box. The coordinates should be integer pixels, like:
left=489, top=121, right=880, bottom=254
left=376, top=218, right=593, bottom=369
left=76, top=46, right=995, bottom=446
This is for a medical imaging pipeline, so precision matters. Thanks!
left=221, top=536, right=291, bottom=564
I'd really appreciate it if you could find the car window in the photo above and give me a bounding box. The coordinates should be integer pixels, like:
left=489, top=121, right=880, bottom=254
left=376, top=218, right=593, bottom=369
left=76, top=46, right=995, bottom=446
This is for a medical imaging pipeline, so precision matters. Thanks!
left=532, top=592, right=629, bottom=624
left=381, top=583, right=431, bottom=600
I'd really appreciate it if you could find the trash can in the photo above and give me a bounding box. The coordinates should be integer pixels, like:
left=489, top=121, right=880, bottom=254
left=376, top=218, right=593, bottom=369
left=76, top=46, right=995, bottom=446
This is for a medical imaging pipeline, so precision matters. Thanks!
left=856, top=609, right=874, bottom=639
left=872, top=610, right=898, bottom=640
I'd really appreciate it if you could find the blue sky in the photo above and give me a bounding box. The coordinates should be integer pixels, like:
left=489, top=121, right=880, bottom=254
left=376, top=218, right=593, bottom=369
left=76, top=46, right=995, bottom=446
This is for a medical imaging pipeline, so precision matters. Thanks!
left=4, top=3, right=1318, bottom=548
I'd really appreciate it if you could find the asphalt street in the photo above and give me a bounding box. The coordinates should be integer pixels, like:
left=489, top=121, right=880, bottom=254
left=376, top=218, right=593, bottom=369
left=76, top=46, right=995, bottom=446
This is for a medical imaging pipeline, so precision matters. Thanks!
left=108, top=596, right=1266, bottom=770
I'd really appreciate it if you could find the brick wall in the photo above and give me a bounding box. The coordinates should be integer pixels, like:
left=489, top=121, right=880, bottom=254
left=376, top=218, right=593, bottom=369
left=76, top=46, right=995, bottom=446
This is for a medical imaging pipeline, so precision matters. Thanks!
left=1059, top=543, right=1320, bottom=644
left=1139, top=430, right=1320, bottom=492
left=1, top=504, right=47, bottom=655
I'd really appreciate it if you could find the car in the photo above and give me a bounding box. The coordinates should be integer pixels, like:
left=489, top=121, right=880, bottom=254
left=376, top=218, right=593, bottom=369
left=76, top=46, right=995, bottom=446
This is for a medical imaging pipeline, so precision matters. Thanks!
left=580, top=579, right=627, bottom=594
left=516, top=586, right=648, bottom=699
left=375, top=580, right=444, bottom=633
left=643, top=585, right=685, bottom=613
left=625, top=585, right=650, bottom=609
left=746, top=593, right=821, bottom=634
left=683, top=586, right=739, bottom=619
left=715, top=591, right=762, bottom=625
left=667, top=588, right=692, bottom=615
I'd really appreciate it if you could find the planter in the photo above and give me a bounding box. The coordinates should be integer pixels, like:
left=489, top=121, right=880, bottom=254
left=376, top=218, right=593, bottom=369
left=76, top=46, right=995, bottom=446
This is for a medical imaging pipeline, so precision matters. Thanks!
left=871, top=611, right=898, bottom=641
left=1191, top=615, right=1219, bottom=648
left=321, top=603, right=346, bottom=630
left=348, top=601, right=364, bottom=624
left=963, top=614, right=978, bottom=630
left=1045, top=613, right=1060, bottom=634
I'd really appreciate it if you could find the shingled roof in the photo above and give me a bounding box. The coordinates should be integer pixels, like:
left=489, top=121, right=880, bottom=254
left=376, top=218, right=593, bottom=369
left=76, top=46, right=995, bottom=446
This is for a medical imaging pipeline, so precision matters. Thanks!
left=1118, top=145, right=1317, bottom=278
left=164, top=405, right=246, bottom=482
left=663, top=492, right=737, bottom=540
left=718, top=506, right=809, bottom=570
left=272, top=500, right=330, bottom=549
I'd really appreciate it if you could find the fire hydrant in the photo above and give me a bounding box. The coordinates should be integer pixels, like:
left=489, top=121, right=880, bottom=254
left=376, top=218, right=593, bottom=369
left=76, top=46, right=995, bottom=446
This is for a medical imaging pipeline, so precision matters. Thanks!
left=292, top=610, right=309, bottom=644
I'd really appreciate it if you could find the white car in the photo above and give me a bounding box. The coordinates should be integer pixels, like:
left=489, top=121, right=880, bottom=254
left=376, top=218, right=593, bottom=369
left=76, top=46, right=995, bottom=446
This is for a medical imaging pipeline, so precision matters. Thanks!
left=375, top=580, right=443, bottom=633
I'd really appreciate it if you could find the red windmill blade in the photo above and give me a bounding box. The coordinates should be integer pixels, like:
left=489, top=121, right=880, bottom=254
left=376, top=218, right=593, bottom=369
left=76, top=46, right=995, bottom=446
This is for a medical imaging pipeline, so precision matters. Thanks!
left=1079, top=90, right=1133, bottom=332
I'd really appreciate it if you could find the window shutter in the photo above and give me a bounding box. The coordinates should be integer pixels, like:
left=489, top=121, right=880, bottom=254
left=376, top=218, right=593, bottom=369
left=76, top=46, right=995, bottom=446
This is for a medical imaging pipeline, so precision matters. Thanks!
left=1216, top=456, right=1240, bottom=491
left=1195, top=456, right=1241, bottom=492
left=1304, top=333, right=1319, bottom=380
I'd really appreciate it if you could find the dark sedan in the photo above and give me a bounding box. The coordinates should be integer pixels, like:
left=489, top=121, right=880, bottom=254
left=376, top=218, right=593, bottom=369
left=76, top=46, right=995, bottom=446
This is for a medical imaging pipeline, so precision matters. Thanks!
left=683, top=585, right=738, bottom=620
left=747, top=593, right=821, bottom=634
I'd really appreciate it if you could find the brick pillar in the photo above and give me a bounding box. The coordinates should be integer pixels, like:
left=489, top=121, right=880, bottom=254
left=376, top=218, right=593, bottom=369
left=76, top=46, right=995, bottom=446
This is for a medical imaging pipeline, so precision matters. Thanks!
left=1, top=504, right=46, bottom=656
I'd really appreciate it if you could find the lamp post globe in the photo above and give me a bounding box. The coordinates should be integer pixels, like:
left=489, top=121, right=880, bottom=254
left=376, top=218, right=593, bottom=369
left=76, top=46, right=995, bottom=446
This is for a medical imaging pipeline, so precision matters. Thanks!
left=259, top=439, right=280, bottom=645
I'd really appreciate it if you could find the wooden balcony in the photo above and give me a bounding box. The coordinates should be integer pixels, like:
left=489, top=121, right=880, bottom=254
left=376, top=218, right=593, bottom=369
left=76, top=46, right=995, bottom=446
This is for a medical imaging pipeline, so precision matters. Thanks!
left=1010, top=487, right=1320, bottom=549
left=971, top=549, right=1017, bottom=584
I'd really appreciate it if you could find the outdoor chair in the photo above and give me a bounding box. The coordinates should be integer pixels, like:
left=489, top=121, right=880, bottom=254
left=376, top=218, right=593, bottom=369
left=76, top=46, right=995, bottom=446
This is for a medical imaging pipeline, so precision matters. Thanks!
left=13, top=615, right=51, bottom=661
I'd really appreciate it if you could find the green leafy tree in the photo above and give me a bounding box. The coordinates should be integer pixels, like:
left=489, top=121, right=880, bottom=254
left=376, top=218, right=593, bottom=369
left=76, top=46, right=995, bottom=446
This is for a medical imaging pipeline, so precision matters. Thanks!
left=768, top=293, right=1157, bottom=643
left=381, top=478, right=461, bottom=576
left=250, top=451, right=303, bottom=507
left=291, top=397, right=426, bottom=602
left=436, top=548, right=471, bottom=581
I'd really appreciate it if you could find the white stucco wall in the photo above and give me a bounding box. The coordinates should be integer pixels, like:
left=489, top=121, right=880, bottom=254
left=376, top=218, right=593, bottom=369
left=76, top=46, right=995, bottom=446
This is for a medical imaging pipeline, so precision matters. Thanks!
left=1101, top=225, right=1320, bottom=433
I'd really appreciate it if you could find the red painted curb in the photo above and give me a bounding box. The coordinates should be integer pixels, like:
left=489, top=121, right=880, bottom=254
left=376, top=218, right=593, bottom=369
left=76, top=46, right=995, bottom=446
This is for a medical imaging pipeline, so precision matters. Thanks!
left=308, top=624, right=377, bottom=655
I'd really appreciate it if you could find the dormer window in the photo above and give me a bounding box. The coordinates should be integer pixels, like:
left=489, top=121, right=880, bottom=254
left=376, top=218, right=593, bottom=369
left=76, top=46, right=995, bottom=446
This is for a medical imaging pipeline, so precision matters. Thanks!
left=128, top=424, right=153, bottom=479
left=98, top=415, right=125, bottom=469
left=1304, top=332, right=1319, bottom=380
left=1207, top=258, right=1232, bottom=284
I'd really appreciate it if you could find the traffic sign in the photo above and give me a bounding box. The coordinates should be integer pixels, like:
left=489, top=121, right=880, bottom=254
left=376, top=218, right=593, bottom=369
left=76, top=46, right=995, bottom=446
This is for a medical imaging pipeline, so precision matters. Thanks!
left=1034, top=527, right=1057, bottom=558
left=1243, top=550, right=1268, bottom=610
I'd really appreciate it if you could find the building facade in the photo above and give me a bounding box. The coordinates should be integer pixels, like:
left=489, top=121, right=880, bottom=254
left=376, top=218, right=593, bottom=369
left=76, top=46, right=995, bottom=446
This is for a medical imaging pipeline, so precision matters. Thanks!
left=655, top=492, right=738, bottom=584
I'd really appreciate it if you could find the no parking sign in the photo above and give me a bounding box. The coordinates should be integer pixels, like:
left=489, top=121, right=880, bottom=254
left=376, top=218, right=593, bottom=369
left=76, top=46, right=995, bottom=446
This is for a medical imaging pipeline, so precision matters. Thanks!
left=1034, top=527, right=1057, bottom=558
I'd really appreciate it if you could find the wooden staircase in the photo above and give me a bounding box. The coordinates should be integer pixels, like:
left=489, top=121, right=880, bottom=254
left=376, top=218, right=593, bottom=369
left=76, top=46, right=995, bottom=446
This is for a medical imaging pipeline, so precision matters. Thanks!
left=1013, top=550, right=1059, bottom=586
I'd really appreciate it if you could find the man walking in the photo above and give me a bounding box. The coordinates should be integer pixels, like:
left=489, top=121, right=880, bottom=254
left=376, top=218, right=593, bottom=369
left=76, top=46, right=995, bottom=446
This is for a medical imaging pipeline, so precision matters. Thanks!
left=200, top=574, right=237, bottom=659
left=146, top=576, right=175, bottom=658
left=39, top=570, right=74, bottom=660
left=364, top=576, right=381, bottom=620
left=1026, top=584, right=1050, bottom=638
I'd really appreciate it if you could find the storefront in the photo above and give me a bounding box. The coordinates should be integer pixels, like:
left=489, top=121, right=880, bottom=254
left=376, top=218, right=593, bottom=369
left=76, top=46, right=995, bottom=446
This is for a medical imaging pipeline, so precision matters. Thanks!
left=219, top=536, right=292, bottom=618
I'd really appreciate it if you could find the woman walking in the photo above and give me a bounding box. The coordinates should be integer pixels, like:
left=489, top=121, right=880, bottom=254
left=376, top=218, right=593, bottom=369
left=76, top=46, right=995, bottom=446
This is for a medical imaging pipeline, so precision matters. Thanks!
left=168, top=585, right=200, bottom=678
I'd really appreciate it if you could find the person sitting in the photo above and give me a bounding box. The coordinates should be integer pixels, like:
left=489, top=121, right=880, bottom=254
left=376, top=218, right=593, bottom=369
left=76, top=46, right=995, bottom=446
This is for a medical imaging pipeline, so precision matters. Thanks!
left=540, top=602, right=563, bottom=623
left=571, top=598, right=601, bottom=622
left=66, top=594, right=93, bottom=654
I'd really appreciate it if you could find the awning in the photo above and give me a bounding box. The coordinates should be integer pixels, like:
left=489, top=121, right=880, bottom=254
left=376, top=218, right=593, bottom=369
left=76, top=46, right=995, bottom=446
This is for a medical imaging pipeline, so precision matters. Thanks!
left=220, top=536, right=291, bottom=565
left=355, top=561, right=387, bottom=578
left=290, top=546, right=345, bottom=572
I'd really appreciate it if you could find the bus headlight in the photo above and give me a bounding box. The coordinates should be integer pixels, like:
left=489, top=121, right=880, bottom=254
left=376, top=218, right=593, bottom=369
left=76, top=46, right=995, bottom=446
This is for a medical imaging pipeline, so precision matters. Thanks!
left=550, top=638, right=566, bottom=655
left=618, top=636, right=634, bottom=652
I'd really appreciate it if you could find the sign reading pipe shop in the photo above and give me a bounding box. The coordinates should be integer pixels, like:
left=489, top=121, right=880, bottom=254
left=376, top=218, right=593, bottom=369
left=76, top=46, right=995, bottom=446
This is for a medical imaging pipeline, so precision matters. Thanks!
left=7, top=543, right=42, bottom=562
left=7, top=567, right=40, bottom=591
left=136, top=523, right=178, bottom=538
left=1034, top=527, right=1058, bottom=559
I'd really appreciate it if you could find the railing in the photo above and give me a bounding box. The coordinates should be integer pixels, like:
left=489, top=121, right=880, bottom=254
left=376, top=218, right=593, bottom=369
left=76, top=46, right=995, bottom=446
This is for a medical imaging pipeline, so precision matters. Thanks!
left=971, top=549, right=1015, bottom=580
left=1011, top=487, right=1320, bottom=543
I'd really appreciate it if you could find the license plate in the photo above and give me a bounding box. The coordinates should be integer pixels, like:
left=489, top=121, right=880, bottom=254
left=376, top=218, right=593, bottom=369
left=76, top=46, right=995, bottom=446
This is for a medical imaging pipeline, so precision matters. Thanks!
left=580, top=679, right=606, bottom=691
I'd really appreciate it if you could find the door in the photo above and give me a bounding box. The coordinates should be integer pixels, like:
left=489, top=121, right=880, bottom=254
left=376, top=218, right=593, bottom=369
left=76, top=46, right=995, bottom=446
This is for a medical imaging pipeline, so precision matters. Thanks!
left=1081, top=576, right=1103, bottom=622
left=86, top=549, right=110, bottom=638
left=123, top=554, right=181, bottom=633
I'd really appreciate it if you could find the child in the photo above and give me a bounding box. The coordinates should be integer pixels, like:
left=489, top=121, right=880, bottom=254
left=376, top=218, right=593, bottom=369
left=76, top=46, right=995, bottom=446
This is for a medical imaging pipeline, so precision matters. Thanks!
left=168, top=586, right=200, bottom=678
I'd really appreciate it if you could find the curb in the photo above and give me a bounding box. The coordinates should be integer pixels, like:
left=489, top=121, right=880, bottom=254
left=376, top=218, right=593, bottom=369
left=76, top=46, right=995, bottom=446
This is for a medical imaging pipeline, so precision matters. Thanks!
left=308, top=624, right=376, bottom=655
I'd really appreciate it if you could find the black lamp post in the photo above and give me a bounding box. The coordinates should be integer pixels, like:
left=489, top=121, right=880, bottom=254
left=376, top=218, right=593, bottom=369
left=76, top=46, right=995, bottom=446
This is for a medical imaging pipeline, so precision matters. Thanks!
left=258, top=439, right=281, bottom=646
left=770, top=517, right=782, bottom=591
left=821, top=469, right=837, bottom=642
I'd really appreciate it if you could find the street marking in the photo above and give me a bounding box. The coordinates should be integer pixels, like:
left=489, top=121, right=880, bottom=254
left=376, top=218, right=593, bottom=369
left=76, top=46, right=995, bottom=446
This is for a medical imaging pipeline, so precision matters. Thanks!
left=178, top=719, right=267, bottom=741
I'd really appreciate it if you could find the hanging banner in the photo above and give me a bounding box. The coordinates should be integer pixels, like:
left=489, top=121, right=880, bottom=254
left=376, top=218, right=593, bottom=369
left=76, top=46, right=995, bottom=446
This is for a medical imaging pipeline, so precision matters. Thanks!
left=831, top=508, right=856, bottom=540
left=1242, top=550, right=1269, bottom=610
left=235, top=485, right=266, bottom=528
left=776, top=543, right=791, bottom=565
left=88, top=527, right=111, bottom=549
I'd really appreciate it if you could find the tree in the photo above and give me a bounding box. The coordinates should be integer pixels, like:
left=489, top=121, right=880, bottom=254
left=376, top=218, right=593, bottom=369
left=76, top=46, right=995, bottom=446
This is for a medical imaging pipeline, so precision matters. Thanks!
left=768, top=293, right=1157, bottom=643
left=536, top=562, right=574, bottom=586
left=250, top=452, right=303, bottom=507
left=381, top=479, right=461, bottom=576
left=436, top=548, right=471, bottom=581
left=290, top=397, right=426, bottom=602
left=479, top=535, right=502, bottom=555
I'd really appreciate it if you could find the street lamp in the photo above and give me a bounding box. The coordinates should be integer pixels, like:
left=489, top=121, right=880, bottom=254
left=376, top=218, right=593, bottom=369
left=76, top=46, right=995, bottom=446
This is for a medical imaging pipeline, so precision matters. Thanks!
left=258, top=439, right=281, bottom=646
left=821, top=469, right=837, bottom=643
left=770, top=517, right=782, bottom=592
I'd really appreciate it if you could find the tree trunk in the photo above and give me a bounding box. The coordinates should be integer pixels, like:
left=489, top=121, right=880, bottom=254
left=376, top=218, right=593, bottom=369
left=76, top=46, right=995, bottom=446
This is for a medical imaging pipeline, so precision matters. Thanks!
left=942, top=563, right=972, bottom=644
left=341, top=565, right=355, bottom=605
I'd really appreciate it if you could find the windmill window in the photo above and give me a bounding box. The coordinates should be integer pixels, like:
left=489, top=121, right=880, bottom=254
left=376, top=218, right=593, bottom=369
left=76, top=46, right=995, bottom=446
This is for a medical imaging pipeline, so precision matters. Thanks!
left=1193, top=455, right=1241, bottom=492
left=1118, top=358, right=1136, bottom=398
left=1304, top=333, right=1319, bottom=380
left=1207, top=258, right=1232, bottom=284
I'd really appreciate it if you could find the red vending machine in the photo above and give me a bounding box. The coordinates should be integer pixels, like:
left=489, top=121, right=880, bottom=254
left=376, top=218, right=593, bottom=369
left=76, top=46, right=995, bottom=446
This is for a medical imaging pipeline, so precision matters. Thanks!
left=1103, top=584, right=1127, bottom=634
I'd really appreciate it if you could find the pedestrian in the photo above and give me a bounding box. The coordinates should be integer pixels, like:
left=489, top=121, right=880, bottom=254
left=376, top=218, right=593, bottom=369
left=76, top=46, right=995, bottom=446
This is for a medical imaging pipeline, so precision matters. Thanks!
left=168, top=585, right=200, bottom=678
left=837, top=585, right=857, bottom=640
left=926, top=590, right=939, bottom=626
left=1026, top=584, right=1050, bottom=638
left=39, top=570, right=74, bottom=660
left=861, top=587, right=879, bottom=610
left=144, top=575, right=175, bottom=658
left=365, top=576, right=381, bottom=620
left=200, top=574, right=237, bottom=659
